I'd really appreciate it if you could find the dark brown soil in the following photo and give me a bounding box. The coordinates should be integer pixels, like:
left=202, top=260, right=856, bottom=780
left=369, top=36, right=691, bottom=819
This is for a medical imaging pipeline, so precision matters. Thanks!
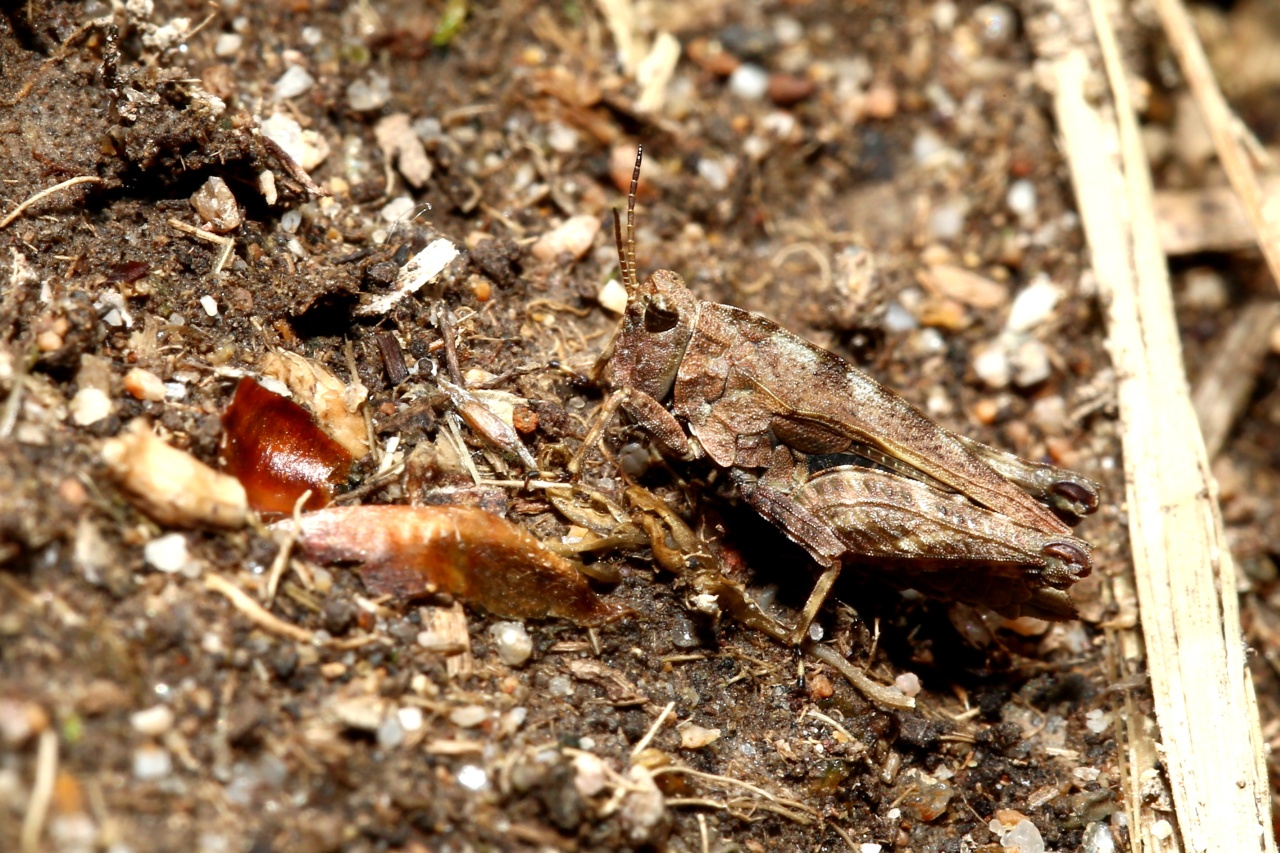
left=1, top=2, right=1274, bottom=852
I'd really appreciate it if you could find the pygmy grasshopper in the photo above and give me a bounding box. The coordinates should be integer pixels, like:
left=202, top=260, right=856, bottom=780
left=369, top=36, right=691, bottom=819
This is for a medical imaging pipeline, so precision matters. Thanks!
left=578, top=147, right=1099, bottom=642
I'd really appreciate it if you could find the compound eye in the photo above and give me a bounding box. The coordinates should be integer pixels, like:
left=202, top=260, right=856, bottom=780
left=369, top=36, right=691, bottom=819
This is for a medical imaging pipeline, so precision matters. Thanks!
left=644, top=297, right=680, bottom=333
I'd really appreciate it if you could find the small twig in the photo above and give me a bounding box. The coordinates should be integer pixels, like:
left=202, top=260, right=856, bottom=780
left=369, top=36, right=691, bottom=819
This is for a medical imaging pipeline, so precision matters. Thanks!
left=1151, top=0, right=1280, bottom=290
left=264, top=489, right=311, bottom=605
left=630, top=700, right=674, bottom=759
left=204, top=573, right=314, bottom=643
left=650, top=766, right=820, bottom=820
left=20, top=729, right=57, bottom=853
left=806, top=643, right=914, bottom=709
left=167, top=217, right=235, bottom=275
left=1191, top=301, right=1280, bottom=460
left=803, top=708, right=860, bottom=748
left=332, top=461, right=407, bottom=504
left=0, top=344, right=30, bottom=440
left=830, top=821, right=859, bottom=852
left=0, top=175, right=103, bottom=229
left=434, top=305, right=466, bottom=386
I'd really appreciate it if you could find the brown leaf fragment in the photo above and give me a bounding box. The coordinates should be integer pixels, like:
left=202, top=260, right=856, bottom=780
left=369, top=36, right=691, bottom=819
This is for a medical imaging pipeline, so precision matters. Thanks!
left=284, top=505, right=628, bottom=626
left=220, top=377, right=353, bottom=515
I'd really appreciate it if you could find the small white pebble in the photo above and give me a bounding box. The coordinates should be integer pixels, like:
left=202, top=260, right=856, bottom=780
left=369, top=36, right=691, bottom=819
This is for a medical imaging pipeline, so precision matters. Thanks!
left=347, top=73, right=391, bottom=111
left=972, top=341, right=1011, bottom=389
left=499, top=706, right=527, bottom=737
left=260, top=112, right=329, bottom=171
left=1084, top=708, right=1110, bottom=734
left=163, top=381, right=186, bottom=400
left=932, top=2, right=958, bottom=31
left=1006, top=276, right=1062, bottom=331
left=999, top=818, right=1046, bottom=853
left=488, top=621, right=533, bottom=666
left=547, top=675, right=574, bottom=697
left=1073, top=766, right=1101, bottom=783
left=546, top=121, right=578, bottom=153
left=728, top=64, right=769, bottom=100
left=893, top=672, right=922, bottom=698
left=144, top=533, right=190, bottom=573
left=213, top=33, right=242, bottom=57
left=200, top=295, right=219, bottom=317
left=376, top=716, right=404, bottom=750
left=379, top=195, right=416, bottom=224
left=882, top=301, right=918, bottom=333
left=573, top=752, right=607, bottom=797
left=1081, top=821, right=1117, bottom=853
left=928, top=199, right=969, bottom=241
left=258, top=169, right=278, bottom=206
left=1029, top=395, right=1067, bottom=433
left=132, top=745, right=173, bottom=781
left=697, top=156, right=732, bottom=192
left=597, top=278, right=628, bottom=314
left=259, top=113, right=306, bottom=164
left=190, top=177, right=241, bottom=232
left=456, top=764, right=488, bottom=791
left=679, top=723, right=721, bottom=749
left=912, top=129, right=947, bottom=165
left=69, top=388, right=112, bottom=426
left=413, top=117, right=443, bottom=141
left=860, top=845, right=884, bottom=853
left=300, top=26, right=323, bottom=46
left=1010, top=337, right=1051, bottom=387
left=279, top=209, right=302, bottom=233
left=396, top=706, right=424, bottom=733
left=130, top=705, right=175, bottom=736
left=48, top=812, right=96, bottom=853
left=1150, top=820, right=1172, bottom=840
left=532, top=215, right=601, bottom=262
left=273, top=65, right=315, bottom=101
left=449, top=705, right=489, bottom=728
left=974, top=3, right=1018, bottom=46
left=1006, top=179, right=1038, bottom=222
left=773, top=16, right=804, bottom=45
left=1180, top=267, right=1229, bottom=311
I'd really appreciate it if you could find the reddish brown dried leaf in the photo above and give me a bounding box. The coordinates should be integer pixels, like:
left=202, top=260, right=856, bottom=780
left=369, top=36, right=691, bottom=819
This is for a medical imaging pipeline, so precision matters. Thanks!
left=285, top=505, right=627, bottom=626
left=220, top=377, right=353, bottom=515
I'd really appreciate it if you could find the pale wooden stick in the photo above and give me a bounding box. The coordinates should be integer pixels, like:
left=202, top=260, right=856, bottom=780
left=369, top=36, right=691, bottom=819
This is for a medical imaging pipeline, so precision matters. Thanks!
left=1052, top=2, right=1276, bottom=849
left=1151, top=0, right=1280, bottom=289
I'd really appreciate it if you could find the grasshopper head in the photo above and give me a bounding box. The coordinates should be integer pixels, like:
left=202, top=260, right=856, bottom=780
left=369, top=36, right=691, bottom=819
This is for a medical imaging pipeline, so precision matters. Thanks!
left=601, top=146, right=698, bottom=400
left=608, top=267, right=699, bottom=399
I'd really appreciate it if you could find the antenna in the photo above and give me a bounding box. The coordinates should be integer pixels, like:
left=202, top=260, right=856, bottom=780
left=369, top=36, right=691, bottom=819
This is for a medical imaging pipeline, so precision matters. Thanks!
left=626, top=145, right=641, bottom=291
left=613, top=145, right=644, bottom=294
left=613, top=209, right=628, bottom=292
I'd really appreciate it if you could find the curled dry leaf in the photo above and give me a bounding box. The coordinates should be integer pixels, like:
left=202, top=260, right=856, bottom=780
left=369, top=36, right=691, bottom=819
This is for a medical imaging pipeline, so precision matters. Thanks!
left=220, top=377, right=353, bottom=515
left=284, top=505, right=628, bottom=626
left=102, top=419, right=247, bottom=529
left=260, top=352, right=369, bottom=458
